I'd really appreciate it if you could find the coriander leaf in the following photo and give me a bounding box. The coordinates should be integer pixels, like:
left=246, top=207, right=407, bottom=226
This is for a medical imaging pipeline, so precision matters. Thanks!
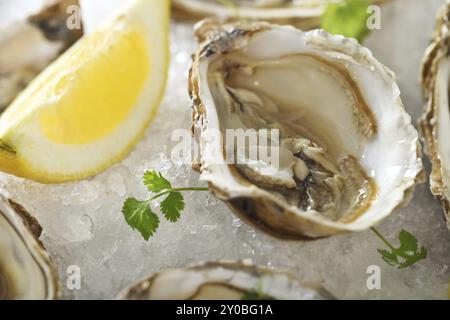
left=122, top=169, right=209, bottom=240
left=372, top=227, right=427, bottom=269
left=160, top=191, right=185, bottom=223
left=241, top=279, right=276, bottom=300
left=396, top=230, right=427, bottom=269
left=241, top=290, right=262, bottom=300
left=321, top=0, right=371, bottom=42
left=397, top=246, right=427, bottom=269
left=398, top=229, right=419, bottom=254
left=122, top=198, right=160, bottom=241
left=377, top=249, right=398, bottom=267
left=143, top=170, right=172, bottom=193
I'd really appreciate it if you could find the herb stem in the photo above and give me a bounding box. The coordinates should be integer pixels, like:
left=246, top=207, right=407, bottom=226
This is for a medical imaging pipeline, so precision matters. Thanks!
left=370, top=227, right=395, bottom=251
left=146, top=187, right=209, bottom=203
left=171, top=187, right=210, bottom=192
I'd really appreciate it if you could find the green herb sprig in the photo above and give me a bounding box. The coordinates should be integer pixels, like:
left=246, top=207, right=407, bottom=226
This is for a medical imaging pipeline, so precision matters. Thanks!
left=321, top=0, right=371, bottom=42
left=241, top=280, right=275, bottom=300
left=122, top=171, right=427, bottom=269
left=122, top=171, right=208, bottom=240
left=371, top=227, right=427, bottom=269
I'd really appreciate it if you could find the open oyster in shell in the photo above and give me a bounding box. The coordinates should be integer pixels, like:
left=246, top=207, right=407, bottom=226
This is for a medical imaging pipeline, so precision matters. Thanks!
left=0, top=195, right=59, bottom=299
left=173, top=0, right=388, bottom=29
left=420, top=2, right=450, bottom=229
left=189, top=21, right=423, bottom=238
left=0, top=0, right=82, bottom=112
left=120, top=261, right=332, bottom=300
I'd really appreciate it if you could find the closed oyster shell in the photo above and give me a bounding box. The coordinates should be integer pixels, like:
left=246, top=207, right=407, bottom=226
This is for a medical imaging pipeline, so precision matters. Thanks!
left=189, top=22, right=423, bottom=238
left=119, top=260, right=332, bottom=300
left=419, top=1, right=450, bottom=229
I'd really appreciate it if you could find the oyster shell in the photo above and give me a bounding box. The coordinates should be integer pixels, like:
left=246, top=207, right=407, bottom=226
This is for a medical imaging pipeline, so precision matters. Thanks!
left=0, top=195, right=59, bottom=299
left=419, top=2, right=450, bottom=229
left=119, top=261, right=332, bottom=300
left=0, top=0, right=82, bottom=112
left=173, top=0, right=388, bottom=29
left=190, top=22, right=423, bottom=238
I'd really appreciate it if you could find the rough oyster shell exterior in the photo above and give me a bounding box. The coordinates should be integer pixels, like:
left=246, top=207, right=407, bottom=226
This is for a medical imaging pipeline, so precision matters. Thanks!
left=0, top=195, right=59, bottom=299
left=419, top=2, right=450, bottom=229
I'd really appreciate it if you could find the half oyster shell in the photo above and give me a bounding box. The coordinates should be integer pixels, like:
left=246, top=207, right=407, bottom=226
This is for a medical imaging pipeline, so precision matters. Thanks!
left=419, top=2, right=450, bottom=229
left=119, top=261, right=332, bottom=300
left=173, top=0, right=388, bottom=29
left=190, top=22, right=423, bottom=238
left=0, top=195, right=59, bottom=299
left=0, top=0, right=82, bottom=112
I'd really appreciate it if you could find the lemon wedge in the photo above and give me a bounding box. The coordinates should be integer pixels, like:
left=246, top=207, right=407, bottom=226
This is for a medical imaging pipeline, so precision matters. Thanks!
left=0, top=0, right=170, bottom=183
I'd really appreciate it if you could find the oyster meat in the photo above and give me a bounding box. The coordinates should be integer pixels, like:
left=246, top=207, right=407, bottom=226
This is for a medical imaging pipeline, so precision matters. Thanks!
left=173, top=0, right=388, bottom=29
left=0, top=194, right=59, bottom=299
left=420, top=2, right=450, bottom=229
left=120, top=261, right=332, bottom=300
left=190, top=22, right=423, bottom=238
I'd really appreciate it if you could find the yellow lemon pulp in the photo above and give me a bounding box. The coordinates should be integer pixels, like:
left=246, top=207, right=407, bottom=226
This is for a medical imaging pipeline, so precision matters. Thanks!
left=38, top=29, right=149, bottom=145
left=0, top=0, right=170, bottom=183
left=1, top=28, right=149, bottom=144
